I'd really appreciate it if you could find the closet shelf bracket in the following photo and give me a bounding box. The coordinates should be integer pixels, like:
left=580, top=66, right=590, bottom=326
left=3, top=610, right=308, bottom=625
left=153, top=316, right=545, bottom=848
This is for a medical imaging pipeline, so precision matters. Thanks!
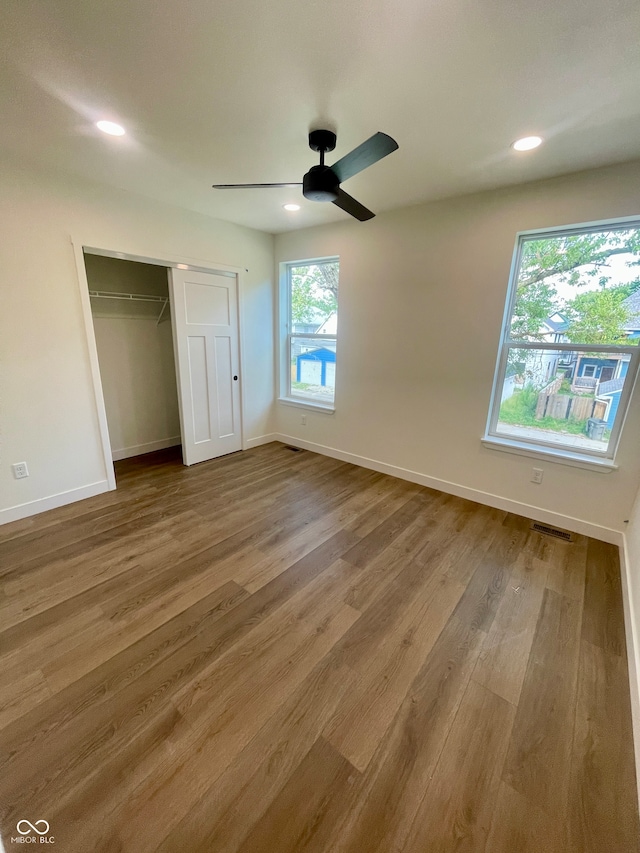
left=156, top=300, right=169, bottom=326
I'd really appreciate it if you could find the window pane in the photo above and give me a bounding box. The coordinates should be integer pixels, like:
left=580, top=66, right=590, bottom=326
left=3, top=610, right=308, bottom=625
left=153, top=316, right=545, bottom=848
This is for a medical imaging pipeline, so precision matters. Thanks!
left=290, top=262, right=338, bottom=336
left=290, top=336, right=336, bottom=405
left=495, top=347, right=634, bottom=454
left=509, top=226, right=640, bottom=347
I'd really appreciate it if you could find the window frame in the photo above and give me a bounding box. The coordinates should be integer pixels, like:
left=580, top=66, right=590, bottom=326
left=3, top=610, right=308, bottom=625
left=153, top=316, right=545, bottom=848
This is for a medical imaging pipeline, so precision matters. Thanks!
left=278, top=256, right=339, bottom=413
left=484, top=218, right=640, bottom=468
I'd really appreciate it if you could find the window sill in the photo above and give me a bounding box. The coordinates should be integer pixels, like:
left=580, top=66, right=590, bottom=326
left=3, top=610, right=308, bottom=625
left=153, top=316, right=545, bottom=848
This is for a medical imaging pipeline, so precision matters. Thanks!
left=481, top=435, right=618, bottom=472
left=278, top=397, right=335, bottom=414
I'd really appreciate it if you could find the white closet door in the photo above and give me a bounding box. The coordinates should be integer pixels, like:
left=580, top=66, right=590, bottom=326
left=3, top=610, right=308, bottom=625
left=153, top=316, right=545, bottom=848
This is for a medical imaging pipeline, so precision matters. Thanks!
left=170, top=268, right=242, bottom=465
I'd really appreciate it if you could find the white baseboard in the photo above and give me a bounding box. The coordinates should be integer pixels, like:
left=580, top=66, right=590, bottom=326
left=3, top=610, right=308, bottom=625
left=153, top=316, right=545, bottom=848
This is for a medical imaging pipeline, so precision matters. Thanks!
left=244, top=433, right=279, bottom=450
left=0, top=480, right=110, bottom=526
left=619, top=538, right=640, bottom=814
left=111, top=436, right=181, bottom=461
left=274, top=433, right=624, bottom=545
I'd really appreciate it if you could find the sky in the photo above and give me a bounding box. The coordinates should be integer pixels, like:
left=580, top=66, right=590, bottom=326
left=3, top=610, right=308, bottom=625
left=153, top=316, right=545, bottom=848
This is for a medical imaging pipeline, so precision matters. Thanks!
left=548, top=251, right=639, bottom=307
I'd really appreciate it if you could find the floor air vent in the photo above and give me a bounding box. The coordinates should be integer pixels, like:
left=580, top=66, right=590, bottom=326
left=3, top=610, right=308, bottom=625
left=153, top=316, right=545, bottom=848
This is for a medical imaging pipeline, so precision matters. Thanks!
left=285, top=445, right=304, bottom=452
left=531, top=522, right=574, bottom=542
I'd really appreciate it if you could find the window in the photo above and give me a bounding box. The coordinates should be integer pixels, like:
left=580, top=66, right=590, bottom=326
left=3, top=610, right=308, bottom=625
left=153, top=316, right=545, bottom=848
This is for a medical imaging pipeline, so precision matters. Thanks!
left=485, top=220, right=640, bottom=465
left=280, top=258, right=339, bottom=408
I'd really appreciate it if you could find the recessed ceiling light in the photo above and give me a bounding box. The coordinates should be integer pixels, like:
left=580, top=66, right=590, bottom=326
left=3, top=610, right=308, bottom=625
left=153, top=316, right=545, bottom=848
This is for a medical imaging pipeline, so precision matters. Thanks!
left=512, top=135, right=543, bottom=151
left=96, top=120, right=126, bottom=136
left=283, top=203, right=301, bottom=211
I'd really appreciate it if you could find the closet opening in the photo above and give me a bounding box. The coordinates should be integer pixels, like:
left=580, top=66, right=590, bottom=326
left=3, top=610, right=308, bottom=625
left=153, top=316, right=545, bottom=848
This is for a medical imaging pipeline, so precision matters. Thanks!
left=81, top=248, right=245, bottom=490
left=85, top=254, right=182, bottom=474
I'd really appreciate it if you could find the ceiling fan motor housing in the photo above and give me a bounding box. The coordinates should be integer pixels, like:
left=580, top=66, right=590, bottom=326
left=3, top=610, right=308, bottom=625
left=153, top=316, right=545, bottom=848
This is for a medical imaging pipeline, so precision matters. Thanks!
left=303, top=165, right=339, bottom=202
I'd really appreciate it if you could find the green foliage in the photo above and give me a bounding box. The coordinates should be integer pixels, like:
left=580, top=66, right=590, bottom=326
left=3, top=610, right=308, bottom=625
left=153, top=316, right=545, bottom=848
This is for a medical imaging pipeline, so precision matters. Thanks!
left=499, top=387, right=587, bottom=435
left=498, top=385, right=536, bottom=422
left=616, top=277, right=640, bottom=299
left=517, top=229, right=640, bottom=290
left=564, top=286, right=634, bottom=345
left=511, top=227, right=640, bottom=343
left=290, top=262, right=338, bottom=325
left=511, top=281, right=557, bottom=340
left=518, top=383, right=539, bottom=412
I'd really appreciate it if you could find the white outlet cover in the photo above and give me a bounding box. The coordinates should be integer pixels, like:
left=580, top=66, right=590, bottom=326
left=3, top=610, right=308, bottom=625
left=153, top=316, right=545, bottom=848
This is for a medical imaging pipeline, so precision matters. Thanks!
left=12, top=462, right=29, bottom=479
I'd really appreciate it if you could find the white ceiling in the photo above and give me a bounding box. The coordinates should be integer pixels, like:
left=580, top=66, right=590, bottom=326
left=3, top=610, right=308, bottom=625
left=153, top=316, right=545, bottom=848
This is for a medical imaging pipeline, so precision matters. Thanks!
left=1, top=0, right=640, bottom=234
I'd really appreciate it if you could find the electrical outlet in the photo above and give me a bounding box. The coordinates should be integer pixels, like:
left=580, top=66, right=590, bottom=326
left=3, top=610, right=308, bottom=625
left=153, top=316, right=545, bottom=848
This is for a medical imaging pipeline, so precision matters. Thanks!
left=301, top=414, right=307, bottom=426
left=531, top=467, right=544, bottom=484
left=12, top=462, right=29, bottom=479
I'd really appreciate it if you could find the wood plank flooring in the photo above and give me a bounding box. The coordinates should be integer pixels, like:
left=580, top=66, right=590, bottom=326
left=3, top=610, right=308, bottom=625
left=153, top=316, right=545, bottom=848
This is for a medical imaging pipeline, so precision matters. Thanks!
left=0, top=442, right=638, bottom=851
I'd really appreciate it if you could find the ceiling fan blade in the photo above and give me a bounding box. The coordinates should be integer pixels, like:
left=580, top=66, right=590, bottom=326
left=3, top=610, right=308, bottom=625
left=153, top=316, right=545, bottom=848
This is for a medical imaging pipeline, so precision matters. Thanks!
left=332, top=188, right=375, bottom=221
left=330, top=132, right=399, bottom=184
left=212, top=182, right=302, bottom=189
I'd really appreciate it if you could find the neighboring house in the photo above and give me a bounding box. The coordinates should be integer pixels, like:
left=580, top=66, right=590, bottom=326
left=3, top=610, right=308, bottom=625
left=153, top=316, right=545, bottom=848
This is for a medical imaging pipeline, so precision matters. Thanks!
left=543, top=307, right=635, bottom=387
left=568, top=290, right=638, bottom=390
left=515, top=313, right=569, bottom=390
left=508, top=305, right=635, bottom=398
left=292, top=322, right=319, bottom=335
left=597, top=377, right=625, bottom=430
left=537, top=312, right=569, bottom=384
left=544, top=313, right=570, bottom=343
left=575, top=355, right=630, bottom=383
left=622, top=290, right=640, bottom=341
left=580, top=293, right=640, bottom=426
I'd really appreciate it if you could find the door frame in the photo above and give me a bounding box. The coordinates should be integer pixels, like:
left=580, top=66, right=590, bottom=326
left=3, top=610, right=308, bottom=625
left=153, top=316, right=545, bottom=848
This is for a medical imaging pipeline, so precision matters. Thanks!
left=72, top=238, right=247, bottom=491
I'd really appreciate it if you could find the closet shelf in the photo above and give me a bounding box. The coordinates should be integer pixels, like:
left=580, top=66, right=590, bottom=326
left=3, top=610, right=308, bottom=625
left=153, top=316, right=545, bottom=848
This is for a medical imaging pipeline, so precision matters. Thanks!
left=89, top=290, right=170, bottom=325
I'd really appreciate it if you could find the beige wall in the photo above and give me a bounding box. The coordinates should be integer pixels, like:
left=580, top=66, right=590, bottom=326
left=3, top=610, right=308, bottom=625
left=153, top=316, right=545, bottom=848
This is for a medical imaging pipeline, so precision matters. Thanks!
left=0, top=159, right=274, bottom=520
left=628, top=491, right=640, bottom=634
left=275, top=160, right=640, bottom=537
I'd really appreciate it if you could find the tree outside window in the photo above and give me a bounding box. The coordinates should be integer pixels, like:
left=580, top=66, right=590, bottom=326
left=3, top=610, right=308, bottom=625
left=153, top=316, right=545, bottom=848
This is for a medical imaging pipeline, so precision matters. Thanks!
left=488, top=222, right=640, bottom=460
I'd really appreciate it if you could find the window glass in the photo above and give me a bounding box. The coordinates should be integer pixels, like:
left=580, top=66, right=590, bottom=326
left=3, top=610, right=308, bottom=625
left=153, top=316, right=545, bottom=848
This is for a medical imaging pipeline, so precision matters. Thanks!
left=488, top=223, right=640, bottom=460
left=496, top=347, right=635, bottom=454
left=285, top=260, right=339, bottom=406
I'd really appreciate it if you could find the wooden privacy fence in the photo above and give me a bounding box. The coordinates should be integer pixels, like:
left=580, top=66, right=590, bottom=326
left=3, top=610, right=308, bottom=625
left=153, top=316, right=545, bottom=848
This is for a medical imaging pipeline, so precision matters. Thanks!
left=542, top=376, right=563, bottom=395
left=536, top=393, right=607, bottom=421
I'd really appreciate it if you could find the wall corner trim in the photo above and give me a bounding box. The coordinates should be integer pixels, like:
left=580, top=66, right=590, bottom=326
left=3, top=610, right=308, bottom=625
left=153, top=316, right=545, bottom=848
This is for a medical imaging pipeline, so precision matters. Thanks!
left=0, top=480, right=111, bottom=526
left=244, top=433, right=279, bottom=450
left=619, top=536, right=640, bottom=815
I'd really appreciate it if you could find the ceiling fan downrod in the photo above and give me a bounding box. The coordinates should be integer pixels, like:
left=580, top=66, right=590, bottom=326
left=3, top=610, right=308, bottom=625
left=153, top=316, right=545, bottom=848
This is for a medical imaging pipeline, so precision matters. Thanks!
left=303, top=130, right=340, bottom=202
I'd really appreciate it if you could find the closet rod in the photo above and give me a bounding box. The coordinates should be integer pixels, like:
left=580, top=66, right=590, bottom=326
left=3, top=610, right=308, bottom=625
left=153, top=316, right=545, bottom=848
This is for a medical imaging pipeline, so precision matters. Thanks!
left=88, top=290, right=168, bottom=303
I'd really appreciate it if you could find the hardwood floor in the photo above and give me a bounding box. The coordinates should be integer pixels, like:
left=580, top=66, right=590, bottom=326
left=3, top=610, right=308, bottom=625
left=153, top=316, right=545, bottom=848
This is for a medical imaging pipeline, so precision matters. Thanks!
left=0, top=442, right=638, bottom=851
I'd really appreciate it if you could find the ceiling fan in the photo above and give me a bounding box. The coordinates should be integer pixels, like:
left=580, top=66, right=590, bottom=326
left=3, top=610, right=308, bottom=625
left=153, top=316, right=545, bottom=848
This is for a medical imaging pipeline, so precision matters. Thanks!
left=212, top=129, right=399, bottom=221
